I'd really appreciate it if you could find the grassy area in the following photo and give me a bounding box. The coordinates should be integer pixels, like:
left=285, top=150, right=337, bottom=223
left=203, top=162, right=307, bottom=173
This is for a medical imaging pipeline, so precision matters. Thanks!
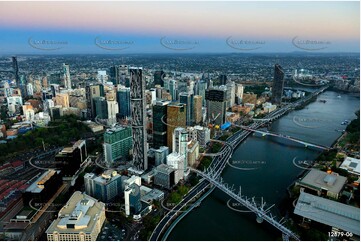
left=244, top=85, right=270, bottom=96
left=0, top=115, right=91, bottom=162
left=339, top=110, right=360, bottom=149
left=168, top=185, right=190, bottom=204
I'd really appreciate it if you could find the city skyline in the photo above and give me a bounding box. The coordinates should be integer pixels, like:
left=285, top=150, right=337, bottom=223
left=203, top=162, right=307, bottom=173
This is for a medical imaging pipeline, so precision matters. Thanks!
left=0, top=1, right=359, bottom=54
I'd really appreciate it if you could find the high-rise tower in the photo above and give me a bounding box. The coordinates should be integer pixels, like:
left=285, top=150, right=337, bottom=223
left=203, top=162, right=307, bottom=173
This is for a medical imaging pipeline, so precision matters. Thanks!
left=271, top=64, right=285, bottom=105
left=62, top=63, right=71, bottom=89
left=130, top=67, right=147, bottom=171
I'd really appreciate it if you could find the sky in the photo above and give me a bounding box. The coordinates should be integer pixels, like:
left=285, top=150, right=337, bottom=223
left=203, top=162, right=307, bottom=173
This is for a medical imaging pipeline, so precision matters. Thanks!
left=0, top=1, right=359, bottom=54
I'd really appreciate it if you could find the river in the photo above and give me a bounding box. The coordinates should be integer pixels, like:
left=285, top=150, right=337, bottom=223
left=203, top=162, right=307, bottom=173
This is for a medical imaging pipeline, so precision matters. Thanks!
left=167, top=91, right=359, bottom=241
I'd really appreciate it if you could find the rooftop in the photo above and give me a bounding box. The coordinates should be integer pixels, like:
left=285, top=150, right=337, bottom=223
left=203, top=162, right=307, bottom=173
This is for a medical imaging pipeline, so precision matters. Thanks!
left=25, top=170, right=58, bottom=193
left=46, top=191, right=105, bottom=234
left=340, top=157, right=360, bottom=175
left=294, top=191, right=360, bottom=235
left=156, top=164, right=175, bottom=174
left=299, top=168, right=347, bottom=194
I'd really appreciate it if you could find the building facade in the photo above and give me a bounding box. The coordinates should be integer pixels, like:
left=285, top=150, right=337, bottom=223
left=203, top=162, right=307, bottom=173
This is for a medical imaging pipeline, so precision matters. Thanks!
left=271, top=64, right=285, bottom=105
left=130, top=68, right=148, bottom=171
left=46, top=191, right=105, bottom=241
left=103, top=126, right=132, bottom=164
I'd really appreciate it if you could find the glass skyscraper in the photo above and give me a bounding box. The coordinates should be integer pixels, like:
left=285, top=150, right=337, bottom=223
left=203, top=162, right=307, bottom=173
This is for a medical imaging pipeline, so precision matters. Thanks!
left=271, top=64, right=285, bottom=105
left=117, top=88, right=131, bottom=118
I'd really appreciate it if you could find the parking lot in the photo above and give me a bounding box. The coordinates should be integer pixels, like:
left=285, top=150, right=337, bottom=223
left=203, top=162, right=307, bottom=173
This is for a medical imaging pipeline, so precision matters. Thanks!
left=98, top=219, right=126, bottom=241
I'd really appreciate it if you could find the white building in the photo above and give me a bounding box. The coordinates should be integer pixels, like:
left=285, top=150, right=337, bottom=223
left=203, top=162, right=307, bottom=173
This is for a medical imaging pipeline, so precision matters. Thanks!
left=26, top=83, right=34, bottom=96
left=172, top=127, right=189, bottom=174
left=97, top=70, right=107, bottom=84
left=235, top=83, right=244, bottom=103
left=262, top=102, right=277, bottom=113
left=46, top=191, right=105, bottom=241
left=62, top=63, right=71, bottom=90
left=123, top=175, right=142, bottom=190
left=106, top=99, right=119, bottom=126
left=166, top=152, right=185, bottom=184
left=194, top=125, right=210, bottom=147
left=186, top=126, right=197, bottom=141
left=340, top=157, right=360, bottom=176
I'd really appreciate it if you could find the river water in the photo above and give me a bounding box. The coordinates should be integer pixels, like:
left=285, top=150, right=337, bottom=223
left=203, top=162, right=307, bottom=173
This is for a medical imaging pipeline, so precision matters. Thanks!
left=167, top=91, right=359, bottom=241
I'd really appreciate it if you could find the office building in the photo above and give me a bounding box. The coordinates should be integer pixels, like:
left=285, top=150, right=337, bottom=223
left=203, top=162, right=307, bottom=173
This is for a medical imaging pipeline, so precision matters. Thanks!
left=194, top=126, right=210, bottom=147
left=271, top=64, right=285, bottom=105
left=46, top=191, right=106, bottom=241
left=106, top=99, right=119, bottom=126
left=205, top=87, right=227, bottom=125
left=154, top=164, right=175, bottom=190
left=154, top=146, right=169, bottom=166
left=12, top=57, right=20, bottom=89
left=186, top=126, right=198, bottom=141
left=187, top=140, right=199, bottom=167
left=168, top=80, right=178, bottom=101
left=93, top=96, right=107, bottom=119
left=172, top=127, right=188, bottom=155
left=54, top=93, right=70, bottom=108
left=235, top=83, right=244, bottom=104
left=154, top=70, right=165, bottom=87
left=97, top=71, right=107, bottom=84
left=218, top=74, right=227, bottom=85
left=55, top=140, right=87, bottom=177
left=130, top=67, right=148, bottom=171
left=166, top=152, right=185, bottom=184
left=179, top=92, right=193, bottom=126
left=103, top=126, right=132, bottom=164
left=193, top=95, right=202, bottom=124
left=62, top=63, right=71, bottom=90
left=26, top=83, right=34, bottom=97
left=50, top=84, right=60, bottom=97
left=196, top=80, right=207, bottom=106
left=85, top=84, right=104, bottom=120
left=22, top=169, right=62, bottom=205
left=124, top=183, right=142, bottom=216
left=152, top=100, right=170, bottom=149
left=166, top=103, right=186, bottom=151
left=226, top=81, right=236, bottom=108
left=116, top=87, right=131, bottom=118
left=49, top=106, right=63, bottom=121
left=84, top=170, right=122, bottom=202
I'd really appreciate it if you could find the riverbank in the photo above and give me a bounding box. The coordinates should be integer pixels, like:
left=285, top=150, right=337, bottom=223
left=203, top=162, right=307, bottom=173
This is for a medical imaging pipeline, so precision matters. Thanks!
left=285, top=110, right=360, bottom=240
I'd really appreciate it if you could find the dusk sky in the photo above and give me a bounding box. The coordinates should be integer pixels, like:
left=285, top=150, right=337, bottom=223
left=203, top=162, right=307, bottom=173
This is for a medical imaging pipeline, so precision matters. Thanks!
left=0, top=1, right=359, bottom=54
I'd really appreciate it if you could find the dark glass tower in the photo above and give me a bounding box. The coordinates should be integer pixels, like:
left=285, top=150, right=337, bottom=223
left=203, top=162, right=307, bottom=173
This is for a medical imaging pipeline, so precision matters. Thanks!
left=152, top=100, right=170, bottom=149
left=117, top=88, right=131, bottom=118
left=179, top=92, right=194, bottom=126
left=271, top=64, right=285, bottom=105
left=130, top=67, right=148, bottom=171
left=154, top=70, right=165, bottom=87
